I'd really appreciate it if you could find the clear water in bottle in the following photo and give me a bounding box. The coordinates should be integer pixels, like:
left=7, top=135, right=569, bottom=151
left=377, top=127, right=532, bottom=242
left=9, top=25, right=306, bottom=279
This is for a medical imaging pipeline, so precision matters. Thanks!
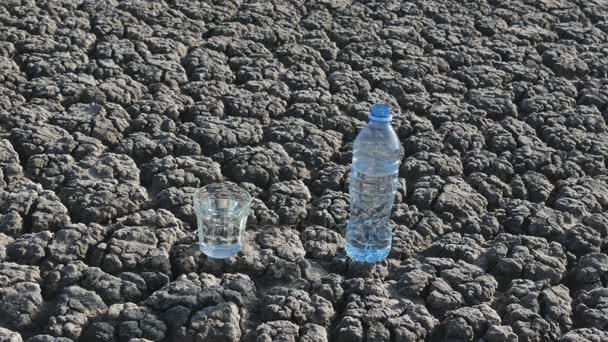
left=345, top=104, right=400, bottom=263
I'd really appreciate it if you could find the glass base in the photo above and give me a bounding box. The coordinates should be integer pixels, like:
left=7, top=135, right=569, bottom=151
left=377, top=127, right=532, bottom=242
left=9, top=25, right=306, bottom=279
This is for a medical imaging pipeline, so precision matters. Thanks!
left=345, top=241, right=390, bottom=263
left=200, top=242, right=241, bottom=259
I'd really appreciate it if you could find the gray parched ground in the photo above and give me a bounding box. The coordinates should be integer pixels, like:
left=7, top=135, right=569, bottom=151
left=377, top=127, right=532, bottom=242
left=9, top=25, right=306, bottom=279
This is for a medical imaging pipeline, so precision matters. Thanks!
left=1, top=0, right=608, bottom=341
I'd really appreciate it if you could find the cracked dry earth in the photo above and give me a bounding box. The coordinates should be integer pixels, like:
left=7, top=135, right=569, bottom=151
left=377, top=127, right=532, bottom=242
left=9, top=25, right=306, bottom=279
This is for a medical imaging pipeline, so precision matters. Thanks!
left=1, top=0, right=608, bottom=341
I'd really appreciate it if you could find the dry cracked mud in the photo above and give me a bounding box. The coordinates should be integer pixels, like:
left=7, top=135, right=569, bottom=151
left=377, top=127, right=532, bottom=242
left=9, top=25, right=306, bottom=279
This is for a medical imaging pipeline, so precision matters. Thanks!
left=1, top=0, right=608, bottom=341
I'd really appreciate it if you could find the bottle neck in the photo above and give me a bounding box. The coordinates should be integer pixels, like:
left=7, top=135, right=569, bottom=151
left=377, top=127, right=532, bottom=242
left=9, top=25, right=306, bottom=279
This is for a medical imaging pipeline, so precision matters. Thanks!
left=369, top=119, right=391, bottom=127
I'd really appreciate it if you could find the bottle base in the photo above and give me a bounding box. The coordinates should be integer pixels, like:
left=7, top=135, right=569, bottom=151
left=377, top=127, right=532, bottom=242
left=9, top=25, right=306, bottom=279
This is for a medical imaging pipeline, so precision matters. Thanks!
left=345, top=241, right=390, bottom=263
left=200, top=243, right=241, bottom=259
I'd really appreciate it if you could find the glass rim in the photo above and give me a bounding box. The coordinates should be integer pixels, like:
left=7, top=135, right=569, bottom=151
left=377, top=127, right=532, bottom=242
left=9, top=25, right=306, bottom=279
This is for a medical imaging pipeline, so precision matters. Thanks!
left=193, top=182, right=252, bottom=215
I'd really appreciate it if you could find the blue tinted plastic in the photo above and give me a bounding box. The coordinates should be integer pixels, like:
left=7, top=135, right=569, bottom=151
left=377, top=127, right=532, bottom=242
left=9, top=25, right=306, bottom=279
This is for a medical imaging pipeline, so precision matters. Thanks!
left=346, top=104, right=400, bottom=263
left=369, top=103, right=391, bottom=122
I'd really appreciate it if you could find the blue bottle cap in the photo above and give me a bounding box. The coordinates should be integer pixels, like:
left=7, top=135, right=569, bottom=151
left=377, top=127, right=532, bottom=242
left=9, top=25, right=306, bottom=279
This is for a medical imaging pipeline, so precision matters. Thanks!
left=369, top=103, right=392, bottom=122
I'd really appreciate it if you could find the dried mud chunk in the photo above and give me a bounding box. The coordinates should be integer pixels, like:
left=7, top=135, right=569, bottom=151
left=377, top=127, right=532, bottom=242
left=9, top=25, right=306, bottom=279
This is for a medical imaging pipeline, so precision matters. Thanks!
left=260, top=287, right=335, bottom=325
left=284, top=102, right=342, bottom=130
left=125, top=58, right=187, bottom=88
left=150, top=186, right=197, bottom=226
left=307, top=273, right=344, bottom=307
left=46, top=286, right=107, bottom=340
left=48, top=223, right=107, bottom=264
left=0, top=56, right=23, bottom=86
left=403, top=130, right=444, bottom=156
left=6, top=231, right=53, bottom=265
left=0, top=89, right=26, bottom=119
left=225, top=227, right=309, bottom=282
left=450, top=65, right=511, bottom=88
left=141, top=155, right=222, bottom=193
left=247, top=198, right=279, bottom=227
left=98, top=211, right=185, bottom=276
left=41, top=261, right=88, bottom=299
left=299, top=324, right=328, bottom=342
left=256, top=227, right=306, bottom=263
left=0, top=180, right=70, bottom=236
left=0, top=281, right=44, bottom=330
left=463, top=148, right=514, bottom=181
left=281, top=64, right=329, bottom=92
left=0, top=262, right=41, bottom=288
left=310, top=162, right=348, bottom=195
left=0, top=233, right=13, bottom=261
left=25, top=154, right=75, bottom=191
left=521, top=171, right=553, bottom=203
left=218, top=143, right=307, bottom=188
left=9, top=124, right=75, bottom=160
left=70, top=132, right=107, bottom=160
left=541, top=46, right=589, bottom=78
left=93, top=38, right=141, bottom=66
left=129, top=85, right=193, bottom=121
left=223, top=88, right=286, bottom=124
left=179, top=116, right=263, bottom=153
left=84, top=302, right=167, bottom=342
left=466, top=88, right=517, bottom=120
left=328, top=69, right=371, bottom=102
left=484, top=123, right=517, bottom=154
left=390, top=225, right=429, bottom=260
left=50, top=103, right=129, bottom=147
left=431, top=305, right=505, bottom=341
left=482, top=325, right=518, bottom=342
left=182, top=47, right=234, bottom=83
left=303, top=225, right=343, bottom=260
left=437, top=122, right=484, bottom=156
left=552, top=176, right=608, bottom=217
left=265, top=117, right=342, bottom=168
left=276, top=43, right=328, bottom=70
left=467, top=172, right=511, bottom=208
left=511, top=144, right=580, bottom=181
left=308, top=190, right=349, bottom=229
left=424, top=233, right=485, bottom=264
left=114, top=132, right=201, bottom=165
left=563, top=224, right=603, bottom=257
left=567, top=253, right=608, bottom=294
left=499, top=200, right=573, bottom=241
left=144, top=273, right=213, bottom=312
left=496, top=279, right=572, bottom=342
left=98, top=75, right=146, bottom=107
left=397, top=258, right=497, bottom=318
left=18, top=51, right=89, bottom=79
left=143, top=272, right=254, bottom=341
left=0, top=139, right=22, bottom=185
left=244, top=320, right=299, bottom=342
left=59, top=153, right=148, bottom=223
left=0, top=328, right=22, bottom=342
left=401, top=152, right=463, bottom=186
left=573, top=287, right=608, bottom=330
left=410, top=175, right=445, bottom=210
left=267, top=180, right=311, bottom=225
left=433, top=177, right=488, bottom=221
left=80, top=267, right=146, bottom=304
left=0, top=212, right=23, bottom=237
left=481, top=233, right=567, bottom=286
left=561, top=328, right=608, bottom=342
left=521, top=94, right=575, bottom=115
left=334, top=295, right=437, bottom=342
left=189, top=302, right=240, bottom=342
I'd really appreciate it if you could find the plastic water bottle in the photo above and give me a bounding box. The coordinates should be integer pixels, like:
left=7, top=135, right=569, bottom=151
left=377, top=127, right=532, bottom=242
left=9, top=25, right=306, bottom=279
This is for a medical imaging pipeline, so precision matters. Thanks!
left=345, top=104, right=400, bottom=263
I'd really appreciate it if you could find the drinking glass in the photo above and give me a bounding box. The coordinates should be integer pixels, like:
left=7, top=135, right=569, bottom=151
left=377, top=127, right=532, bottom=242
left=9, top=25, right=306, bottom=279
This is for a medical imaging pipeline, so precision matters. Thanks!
left=193, top=183, right=252, bottom=258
